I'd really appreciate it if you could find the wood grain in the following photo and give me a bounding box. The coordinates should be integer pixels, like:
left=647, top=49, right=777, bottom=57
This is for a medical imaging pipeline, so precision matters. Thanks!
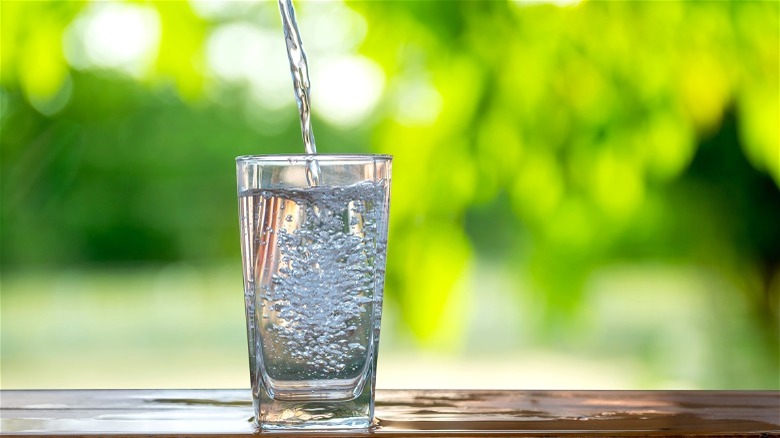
left=1, top=389, right=778, bottom=436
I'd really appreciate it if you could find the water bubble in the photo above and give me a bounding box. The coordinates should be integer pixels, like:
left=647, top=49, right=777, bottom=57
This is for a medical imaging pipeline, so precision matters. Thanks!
left=243, top=181, right=387, bottom=374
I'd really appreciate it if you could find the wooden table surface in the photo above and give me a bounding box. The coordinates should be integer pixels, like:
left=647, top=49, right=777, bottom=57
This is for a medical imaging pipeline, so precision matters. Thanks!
left=1, top=389, right=778, bottom=437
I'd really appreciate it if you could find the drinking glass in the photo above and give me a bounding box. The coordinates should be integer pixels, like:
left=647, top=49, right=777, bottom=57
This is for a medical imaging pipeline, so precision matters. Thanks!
left=236, top=154, right=391, bottom=429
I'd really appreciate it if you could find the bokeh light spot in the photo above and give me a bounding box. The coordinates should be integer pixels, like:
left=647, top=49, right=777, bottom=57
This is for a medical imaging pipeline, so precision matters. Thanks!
left=392, top=78, right=443, bottom=127
left=206, top=22, right=290, bottom=111
left=63, top=3, right=161, bottom=77
left=312, top=55, right=385, bottom=127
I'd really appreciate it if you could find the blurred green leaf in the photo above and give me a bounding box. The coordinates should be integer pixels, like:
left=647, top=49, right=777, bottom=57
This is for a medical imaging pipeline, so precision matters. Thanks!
left=1, top=0, right=778, bottom=389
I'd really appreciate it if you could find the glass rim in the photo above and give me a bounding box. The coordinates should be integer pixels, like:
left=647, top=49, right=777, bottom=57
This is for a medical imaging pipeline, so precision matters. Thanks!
left=236, top=153, right=392, bottom=163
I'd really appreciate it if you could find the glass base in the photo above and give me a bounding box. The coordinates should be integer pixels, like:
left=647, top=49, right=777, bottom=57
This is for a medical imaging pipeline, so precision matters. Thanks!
left=254, top=389, right=374, bottom=430
left=252, top=362, right=377, bottom=430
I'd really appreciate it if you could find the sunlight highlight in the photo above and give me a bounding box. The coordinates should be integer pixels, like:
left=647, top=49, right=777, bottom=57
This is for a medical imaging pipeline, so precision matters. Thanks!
left=312, top=55, right=385, bottom=128
left=63, top=3, right=160, bottom=77
left=206, top=23, right=290, bottom=110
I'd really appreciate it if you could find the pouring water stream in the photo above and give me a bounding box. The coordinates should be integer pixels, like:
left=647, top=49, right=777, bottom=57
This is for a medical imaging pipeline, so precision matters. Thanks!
left=278, top=0, right=321, bottom=186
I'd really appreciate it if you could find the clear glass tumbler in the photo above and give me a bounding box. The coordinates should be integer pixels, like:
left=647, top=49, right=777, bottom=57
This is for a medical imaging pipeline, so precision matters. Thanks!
left=236, top=154, right=391, bottom=430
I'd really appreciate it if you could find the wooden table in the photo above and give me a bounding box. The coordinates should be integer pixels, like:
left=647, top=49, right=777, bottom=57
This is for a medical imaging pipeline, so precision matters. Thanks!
left=1, top=389, right=778, bottom=436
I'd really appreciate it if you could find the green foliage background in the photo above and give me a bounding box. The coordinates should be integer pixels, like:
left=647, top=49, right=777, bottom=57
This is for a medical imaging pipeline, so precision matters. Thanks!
left=1, top=0, right=778, bottom=389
